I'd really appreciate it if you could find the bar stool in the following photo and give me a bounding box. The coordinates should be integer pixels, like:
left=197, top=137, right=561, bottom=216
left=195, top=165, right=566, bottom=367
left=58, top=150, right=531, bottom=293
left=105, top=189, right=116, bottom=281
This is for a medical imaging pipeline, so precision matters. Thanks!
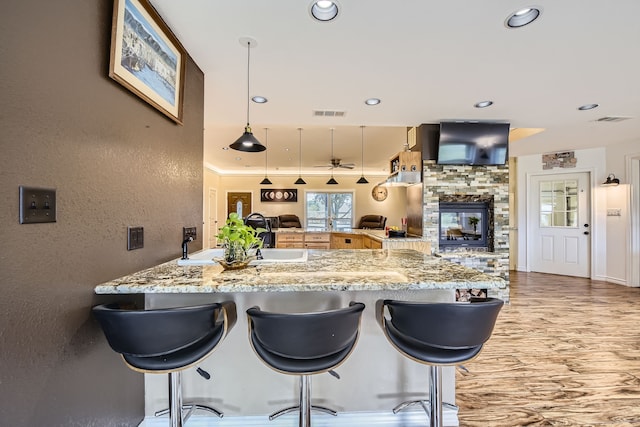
left=92, top=301, right=237, bottom=427
left=246, top=302, right=365, bottom=427
left=377, top=297, right=503, bottom=427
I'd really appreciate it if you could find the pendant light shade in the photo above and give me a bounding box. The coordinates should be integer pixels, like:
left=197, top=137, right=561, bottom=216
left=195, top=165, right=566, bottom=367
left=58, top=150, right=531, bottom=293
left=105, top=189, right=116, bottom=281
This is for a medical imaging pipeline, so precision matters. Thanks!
left=356, top=125, right=369, bottom=184
left=230, top=38, right=265, bottom=152
left=326, top=128, right=339, bottom=185
left=260, top=128, right=272, bottom=185
left=295, top=128, right=306, bottom=185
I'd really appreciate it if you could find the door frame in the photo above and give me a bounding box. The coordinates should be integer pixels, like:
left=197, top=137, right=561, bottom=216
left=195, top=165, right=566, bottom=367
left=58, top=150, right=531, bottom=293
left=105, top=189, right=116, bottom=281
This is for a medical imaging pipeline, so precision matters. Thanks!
left=628, top=154, right=640, bottom=286
left=525, top=168, right=595, bottom=278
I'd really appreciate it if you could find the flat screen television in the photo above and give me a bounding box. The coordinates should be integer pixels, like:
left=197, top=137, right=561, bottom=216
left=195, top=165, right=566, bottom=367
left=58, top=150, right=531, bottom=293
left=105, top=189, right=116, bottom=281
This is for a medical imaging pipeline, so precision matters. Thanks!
left=437, top=121, right=509, bottom=165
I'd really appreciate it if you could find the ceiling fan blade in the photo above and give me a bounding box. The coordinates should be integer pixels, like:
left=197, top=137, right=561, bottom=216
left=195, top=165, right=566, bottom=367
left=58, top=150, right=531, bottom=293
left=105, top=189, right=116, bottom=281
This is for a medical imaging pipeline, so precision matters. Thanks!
left=338, top=164, right=355, bottom=169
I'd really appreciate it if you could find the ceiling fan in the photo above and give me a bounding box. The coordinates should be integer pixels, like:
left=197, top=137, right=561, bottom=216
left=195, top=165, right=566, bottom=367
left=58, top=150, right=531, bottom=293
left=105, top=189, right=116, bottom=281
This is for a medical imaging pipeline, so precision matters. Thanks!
left=314, top=128, right=355, bottom=169
left=314, top=158, right=356, bottom=169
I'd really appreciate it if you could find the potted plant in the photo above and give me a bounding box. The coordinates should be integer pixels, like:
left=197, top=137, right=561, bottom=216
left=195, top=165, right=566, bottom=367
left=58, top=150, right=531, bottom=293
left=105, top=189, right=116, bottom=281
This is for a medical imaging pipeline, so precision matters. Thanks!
left=468, top=216, right=480, bottom=233
left=216, top=212, right=267, bottom=270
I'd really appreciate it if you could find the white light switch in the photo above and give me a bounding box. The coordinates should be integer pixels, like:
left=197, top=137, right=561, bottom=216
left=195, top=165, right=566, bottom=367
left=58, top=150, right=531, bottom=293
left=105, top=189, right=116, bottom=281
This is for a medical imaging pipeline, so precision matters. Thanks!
left=607, top=208, right=622, bottom=217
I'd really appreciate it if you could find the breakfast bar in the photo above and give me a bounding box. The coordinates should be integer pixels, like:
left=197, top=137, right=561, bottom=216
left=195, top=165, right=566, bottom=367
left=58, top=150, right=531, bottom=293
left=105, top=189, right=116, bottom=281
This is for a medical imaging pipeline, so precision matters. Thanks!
left=95, top=249, right=507, bottom=426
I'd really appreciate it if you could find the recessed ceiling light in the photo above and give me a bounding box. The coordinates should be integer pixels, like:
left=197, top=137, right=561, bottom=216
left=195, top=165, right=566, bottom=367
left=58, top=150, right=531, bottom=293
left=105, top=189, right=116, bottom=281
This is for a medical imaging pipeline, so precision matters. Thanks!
left=365, top=98, right=381, bottom=106
left=252, top=96, right=267, bottom=103
left=505, top=7, right=541, bottom=28
left=222, top=147, right=229, bottom=150
left=235, top=157, right=242, bottom=161
left=310, top=1, right=339, bottom=22
left=578, top=103, right=599, bottom=111
left=474, top=100, right=493, bottom=108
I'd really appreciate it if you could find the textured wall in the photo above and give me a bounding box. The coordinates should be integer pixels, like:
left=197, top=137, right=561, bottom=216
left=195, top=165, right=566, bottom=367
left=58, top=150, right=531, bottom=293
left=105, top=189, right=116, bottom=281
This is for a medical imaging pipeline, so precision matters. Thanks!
left=0, top=1, right=204, bottom=425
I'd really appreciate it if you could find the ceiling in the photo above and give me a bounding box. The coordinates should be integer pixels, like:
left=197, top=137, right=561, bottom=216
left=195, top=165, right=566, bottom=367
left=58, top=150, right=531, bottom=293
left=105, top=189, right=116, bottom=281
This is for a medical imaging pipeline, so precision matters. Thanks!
left=149, top=0, right=640, bottom=177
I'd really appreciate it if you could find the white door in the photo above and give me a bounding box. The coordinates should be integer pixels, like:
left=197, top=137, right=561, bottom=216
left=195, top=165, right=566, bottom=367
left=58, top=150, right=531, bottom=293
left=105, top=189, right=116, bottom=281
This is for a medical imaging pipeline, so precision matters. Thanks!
left=208, top=188, right=218, bottom=248
left=530, top=172, right=591, bottom=277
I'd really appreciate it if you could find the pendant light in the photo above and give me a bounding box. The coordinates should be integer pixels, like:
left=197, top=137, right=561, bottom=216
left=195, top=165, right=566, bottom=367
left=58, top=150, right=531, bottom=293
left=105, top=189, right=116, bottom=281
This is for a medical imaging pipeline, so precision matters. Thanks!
left=230, top=38, right=265, bottom=152
left=294, top=128, right=307, bottom=185
left=356, top=125, right=369, bottom=184
left=260, top=128, right=272, bottom=185
left=326, top=128, right=339, bottom=185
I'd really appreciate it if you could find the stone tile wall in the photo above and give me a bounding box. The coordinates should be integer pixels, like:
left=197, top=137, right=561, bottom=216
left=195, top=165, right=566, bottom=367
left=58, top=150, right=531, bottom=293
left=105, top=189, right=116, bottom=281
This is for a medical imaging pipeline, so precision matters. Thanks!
left=423, top=161, right=510, bottom=292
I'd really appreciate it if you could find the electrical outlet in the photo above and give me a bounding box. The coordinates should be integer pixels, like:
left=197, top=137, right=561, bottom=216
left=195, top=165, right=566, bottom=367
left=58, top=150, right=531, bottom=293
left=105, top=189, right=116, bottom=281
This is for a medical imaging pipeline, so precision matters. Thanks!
left=183, top=227, right=197, bottom=241
left=128, top=226, right=144, bottom=250
left=19, top=186, right=57, bottom=224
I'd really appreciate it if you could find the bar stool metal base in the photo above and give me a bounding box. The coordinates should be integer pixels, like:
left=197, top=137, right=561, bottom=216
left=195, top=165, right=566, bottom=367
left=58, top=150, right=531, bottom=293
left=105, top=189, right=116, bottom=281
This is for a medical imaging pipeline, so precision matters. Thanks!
left=268, top=375, right=337, bottom=427
left=392, top=366, right=458, bottom=427
left=154, top=371, right=224, bottom=427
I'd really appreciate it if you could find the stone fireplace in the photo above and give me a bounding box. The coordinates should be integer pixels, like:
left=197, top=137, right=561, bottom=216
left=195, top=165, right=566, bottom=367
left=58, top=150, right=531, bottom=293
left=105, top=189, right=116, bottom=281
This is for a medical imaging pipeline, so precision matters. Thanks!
left=439, top=198, right=492, bottom=251
left=422, top=160, right=510, bottom=301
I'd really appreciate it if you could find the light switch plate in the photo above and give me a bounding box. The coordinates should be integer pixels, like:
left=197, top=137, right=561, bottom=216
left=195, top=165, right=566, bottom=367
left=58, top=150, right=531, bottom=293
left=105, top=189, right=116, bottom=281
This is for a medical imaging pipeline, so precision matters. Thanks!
left=128, top=226, right=144, bottom=250
left=19, top=186, right=57, bottom=224
left=607, top=208, right=622, bottom=217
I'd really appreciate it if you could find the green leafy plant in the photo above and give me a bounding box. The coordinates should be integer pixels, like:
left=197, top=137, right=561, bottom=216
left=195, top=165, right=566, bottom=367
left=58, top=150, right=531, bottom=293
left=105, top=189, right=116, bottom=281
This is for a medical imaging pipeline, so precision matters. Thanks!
left=468, top=216, right=480, bottom=233
left=216, top=212, right=267, bottom=265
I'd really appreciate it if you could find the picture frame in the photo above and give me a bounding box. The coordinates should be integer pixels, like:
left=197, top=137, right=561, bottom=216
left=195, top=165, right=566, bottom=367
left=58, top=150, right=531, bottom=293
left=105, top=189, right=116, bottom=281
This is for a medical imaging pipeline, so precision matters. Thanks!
left=261, top=189, right=298, bottom=203
left=109, top=0, right=186, bottom=124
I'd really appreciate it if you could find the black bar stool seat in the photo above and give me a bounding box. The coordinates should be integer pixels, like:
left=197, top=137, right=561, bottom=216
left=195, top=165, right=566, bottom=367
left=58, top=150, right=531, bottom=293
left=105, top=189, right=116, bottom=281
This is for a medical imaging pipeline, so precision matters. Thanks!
left=247, top=302, right=365, bottom=427
left=377, top=297, right=503, bottom=427
left=93, top=301, right=236, bottom=427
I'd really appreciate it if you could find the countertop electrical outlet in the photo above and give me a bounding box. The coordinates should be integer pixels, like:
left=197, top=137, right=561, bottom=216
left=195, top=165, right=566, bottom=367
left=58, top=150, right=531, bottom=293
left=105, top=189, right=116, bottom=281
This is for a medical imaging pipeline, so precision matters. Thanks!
left=183, top=226, right=197, bottom=241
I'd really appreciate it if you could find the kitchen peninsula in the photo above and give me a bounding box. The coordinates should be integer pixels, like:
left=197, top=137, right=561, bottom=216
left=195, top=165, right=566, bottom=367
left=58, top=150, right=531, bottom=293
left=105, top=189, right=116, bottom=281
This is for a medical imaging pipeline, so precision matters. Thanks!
left=95, top=249, right=507, bottom=426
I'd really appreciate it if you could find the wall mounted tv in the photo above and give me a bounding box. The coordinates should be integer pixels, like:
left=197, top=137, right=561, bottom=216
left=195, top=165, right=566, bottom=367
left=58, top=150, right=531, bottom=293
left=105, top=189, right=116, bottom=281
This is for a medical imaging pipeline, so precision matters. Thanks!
left=437, top=121, right=509, bottom=165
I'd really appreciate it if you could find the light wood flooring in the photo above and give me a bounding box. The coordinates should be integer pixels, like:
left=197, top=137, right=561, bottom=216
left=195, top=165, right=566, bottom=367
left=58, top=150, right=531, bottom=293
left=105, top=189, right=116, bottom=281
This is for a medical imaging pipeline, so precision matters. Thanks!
left=456, top=272, right=640, bottom=426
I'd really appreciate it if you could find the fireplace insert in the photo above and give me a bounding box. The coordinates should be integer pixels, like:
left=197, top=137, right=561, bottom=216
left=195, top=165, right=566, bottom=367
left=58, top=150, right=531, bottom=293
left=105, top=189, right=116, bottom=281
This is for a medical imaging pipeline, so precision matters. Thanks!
left=439, top=202, right=489, bottom=250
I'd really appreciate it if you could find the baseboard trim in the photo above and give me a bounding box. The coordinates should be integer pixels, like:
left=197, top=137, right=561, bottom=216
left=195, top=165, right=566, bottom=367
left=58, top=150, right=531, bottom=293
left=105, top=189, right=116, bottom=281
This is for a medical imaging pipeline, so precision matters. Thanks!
left=139, top=408, right=459, bottom=426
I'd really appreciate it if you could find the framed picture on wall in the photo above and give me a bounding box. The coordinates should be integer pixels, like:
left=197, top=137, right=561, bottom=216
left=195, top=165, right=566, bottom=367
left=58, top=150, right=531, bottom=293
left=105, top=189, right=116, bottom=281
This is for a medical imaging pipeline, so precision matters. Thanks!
left=261, top=189, right=298, bottom=202
left=109, top=0, right=186, bottom=124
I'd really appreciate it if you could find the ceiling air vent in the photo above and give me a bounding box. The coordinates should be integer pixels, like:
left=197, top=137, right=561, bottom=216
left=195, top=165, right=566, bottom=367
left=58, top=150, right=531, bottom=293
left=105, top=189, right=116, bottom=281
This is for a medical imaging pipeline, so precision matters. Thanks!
left=595, top=116, right=632, bottom=122
left=313, top=110, right=346, bottom=117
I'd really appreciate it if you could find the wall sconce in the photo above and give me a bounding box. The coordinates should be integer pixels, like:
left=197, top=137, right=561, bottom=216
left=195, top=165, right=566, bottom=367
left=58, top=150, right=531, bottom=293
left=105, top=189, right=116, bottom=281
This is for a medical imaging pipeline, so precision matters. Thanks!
left=602, top=174, right=620, bottom=186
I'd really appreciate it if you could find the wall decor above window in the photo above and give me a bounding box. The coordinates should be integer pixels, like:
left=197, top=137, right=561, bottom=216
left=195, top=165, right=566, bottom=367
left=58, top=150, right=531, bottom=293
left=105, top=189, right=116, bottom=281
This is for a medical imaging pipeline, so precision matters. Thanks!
left=261, top=189, right=298, bottom=202
left=109, top=0, right=186, bottom=124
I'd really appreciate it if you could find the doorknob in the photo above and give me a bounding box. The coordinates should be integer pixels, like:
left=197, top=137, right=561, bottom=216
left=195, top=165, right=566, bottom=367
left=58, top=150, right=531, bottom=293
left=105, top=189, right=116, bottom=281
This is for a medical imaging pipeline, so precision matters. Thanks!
left=583, top=231, right=590, bottom=235
left=584, top=224, right=589, bottom=228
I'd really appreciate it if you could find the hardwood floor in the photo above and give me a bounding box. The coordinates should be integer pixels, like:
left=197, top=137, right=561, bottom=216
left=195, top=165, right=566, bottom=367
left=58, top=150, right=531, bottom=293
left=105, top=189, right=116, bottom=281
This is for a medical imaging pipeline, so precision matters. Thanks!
left=456, top=272, right=640, bottom=427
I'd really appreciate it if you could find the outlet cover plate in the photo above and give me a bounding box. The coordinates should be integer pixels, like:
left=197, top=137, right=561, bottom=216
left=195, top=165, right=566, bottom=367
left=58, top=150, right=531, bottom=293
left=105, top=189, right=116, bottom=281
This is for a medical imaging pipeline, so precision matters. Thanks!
left=183, top=227, right=197, bottom=241
left=128, top=226, right=144, bottom=250
left=19, top=186, right=57, bottom=224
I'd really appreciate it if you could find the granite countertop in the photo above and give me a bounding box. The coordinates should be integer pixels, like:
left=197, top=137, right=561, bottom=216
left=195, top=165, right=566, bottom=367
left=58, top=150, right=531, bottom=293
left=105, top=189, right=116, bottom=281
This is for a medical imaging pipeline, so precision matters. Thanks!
left=274, top=228, right=424, bottom=242
left=95, top=249, right=506, bottom=294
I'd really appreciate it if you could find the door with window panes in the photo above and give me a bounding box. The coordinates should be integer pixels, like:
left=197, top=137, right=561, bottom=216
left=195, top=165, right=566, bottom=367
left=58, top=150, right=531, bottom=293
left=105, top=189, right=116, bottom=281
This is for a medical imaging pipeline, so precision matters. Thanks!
left=530, top=172, right=591, bottom=277
left=305, top=192, right=353, bottom=231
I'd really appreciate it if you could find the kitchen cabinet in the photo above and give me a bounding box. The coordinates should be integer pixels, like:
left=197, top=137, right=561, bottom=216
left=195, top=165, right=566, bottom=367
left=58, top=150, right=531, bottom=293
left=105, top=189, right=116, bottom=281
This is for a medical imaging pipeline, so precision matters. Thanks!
left=331, top=233, right=363, bottom=249
left=305, top=232, right=330, bottom=249
left=362, top=235, right=383, bottom=249
left=276, top=232, right=305, bottom=248
left=389, top=151, right=421, bottom=174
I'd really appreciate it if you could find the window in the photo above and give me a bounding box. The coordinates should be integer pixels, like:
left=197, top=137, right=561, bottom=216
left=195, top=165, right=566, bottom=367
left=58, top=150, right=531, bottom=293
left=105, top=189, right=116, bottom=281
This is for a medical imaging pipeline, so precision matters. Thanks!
left=539, top=179, right=578, bottom=227
left=305, top=191, right=354, bottom=230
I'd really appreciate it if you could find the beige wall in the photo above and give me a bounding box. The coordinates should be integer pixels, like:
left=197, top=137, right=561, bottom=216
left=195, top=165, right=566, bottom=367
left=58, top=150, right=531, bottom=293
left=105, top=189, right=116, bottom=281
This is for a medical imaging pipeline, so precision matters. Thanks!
left=0, top=1, right=204, bottom=425
left=204, top=170, right=408, bottom=239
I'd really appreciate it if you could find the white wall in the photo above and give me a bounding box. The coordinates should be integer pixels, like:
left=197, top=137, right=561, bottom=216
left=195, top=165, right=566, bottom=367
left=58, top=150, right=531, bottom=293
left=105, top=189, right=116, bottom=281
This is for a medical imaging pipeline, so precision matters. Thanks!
left=516, top=148, right=608, bottom=281
left=605, top=139, right=640, bottom=286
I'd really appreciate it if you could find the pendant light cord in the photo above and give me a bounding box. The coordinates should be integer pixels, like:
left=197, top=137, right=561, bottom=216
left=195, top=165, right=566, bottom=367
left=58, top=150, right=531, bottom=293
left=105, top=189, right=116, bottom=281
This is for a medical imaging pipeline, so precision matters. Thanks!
left=264, top=128, right=268, bottom=175
left=361, top=126, right=365, bottom=175
left=298, top=128, right=303, bottom=176
left=246, top=41, right=251, bottom=126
